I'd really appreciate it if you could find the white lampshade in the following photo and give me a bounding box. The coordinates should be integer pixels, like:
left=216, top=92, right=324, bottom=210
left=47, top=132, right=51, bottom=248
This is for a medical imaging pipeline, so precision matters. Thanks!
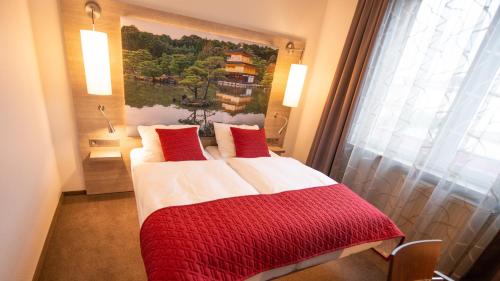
left=80, top=30, right=112, bottom=95
left=283, top=64, right=307, bottom=107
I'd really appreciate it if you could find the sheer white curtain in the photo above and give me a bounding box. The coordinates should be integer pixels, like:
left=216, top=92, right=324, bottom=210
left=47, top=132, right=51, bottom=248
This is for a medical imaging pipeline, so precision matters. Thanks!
left=335, top=0, right=500, bottom=278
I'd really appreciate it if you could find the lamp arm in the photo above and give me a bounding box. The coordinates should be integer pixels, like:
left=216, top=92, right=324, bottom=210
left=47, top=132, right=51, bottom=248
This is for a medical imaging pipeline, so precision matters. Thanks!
left=97, top=105, right=116, bottom=134
left=273, top=112, right=289, bottom=135
left=285, top=41, right=305, bottom=63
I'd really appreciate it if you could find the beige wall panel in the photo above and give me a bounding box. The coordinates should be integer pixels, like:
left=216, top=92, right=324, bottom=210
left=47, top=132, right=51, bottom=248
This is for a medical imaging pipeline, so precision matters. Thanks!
left=60, top=0, right=303, bottom=191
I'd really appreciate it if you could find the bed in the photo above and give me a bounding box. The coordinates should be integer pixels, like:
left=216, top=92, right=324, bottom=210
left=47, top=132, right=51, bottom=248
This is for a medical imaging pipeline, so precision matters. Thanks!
left=131, top=147, right=404, bottom=281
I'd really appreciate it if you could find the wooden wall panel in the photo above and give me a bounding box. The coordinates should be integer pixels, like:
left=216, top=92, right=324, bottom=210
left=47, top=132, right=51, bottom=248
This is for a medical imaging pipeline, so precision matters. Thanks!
left=60, top=0, right=304, bottom=191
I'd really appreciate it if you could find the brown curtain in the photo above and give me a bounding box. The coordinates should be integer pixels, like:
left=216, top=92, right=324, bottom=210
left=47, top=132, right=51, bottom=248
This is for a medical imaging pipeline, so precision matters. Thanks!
left=462, top=231, right=500, bottom=281
left=307, top=0, right=389, bottom=177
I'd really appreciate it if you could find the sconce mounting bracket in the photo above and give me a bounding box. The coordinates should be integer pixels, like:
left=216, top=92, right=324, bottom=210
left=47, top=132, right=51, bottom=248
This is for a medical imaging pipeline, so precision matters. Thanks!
left=84, top=1, right=101, bottom=21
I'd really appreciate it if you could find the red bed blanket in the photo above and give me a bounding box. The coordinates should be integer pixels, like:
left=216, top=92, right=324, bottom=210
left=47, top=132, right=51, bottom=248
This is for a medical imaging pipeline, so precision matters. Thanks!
left=140, top=184, right=404, bottom=281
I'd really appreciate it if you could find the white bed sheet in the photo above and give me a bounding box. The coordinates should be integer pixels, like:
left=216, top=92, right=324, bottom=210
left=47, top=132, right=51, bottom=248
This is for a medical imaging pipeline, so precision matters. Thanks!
left=247, top=241, right=380, bottom=281
left=225, top=156, right=337, bottom=194
left=205, top=146, right=336, bottom=194
left=205, top=145, right=279, bottom=159
left=130, top=148, right=258, bottom=225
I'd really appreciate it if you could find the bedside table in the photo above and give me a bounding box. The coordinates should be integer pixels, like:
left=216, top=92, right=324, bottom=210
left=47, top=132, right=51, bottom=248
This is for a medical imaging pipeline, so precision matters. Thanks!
left=268, top=146, right=285, bottom=156
left=83, top=150, right=133, bottom=195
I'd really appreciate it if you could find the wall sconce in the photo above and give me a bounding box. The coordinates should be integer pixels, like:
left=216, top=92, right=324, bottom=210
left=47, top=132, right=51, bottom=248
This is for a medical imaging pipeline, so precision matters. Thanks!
left=80, top=1, right=112, bottom=95
left=273, top=42, right=307, bottom=136
left=81, top=1, right=115, bottom=134
left=283, top=42, right=307, bottom=108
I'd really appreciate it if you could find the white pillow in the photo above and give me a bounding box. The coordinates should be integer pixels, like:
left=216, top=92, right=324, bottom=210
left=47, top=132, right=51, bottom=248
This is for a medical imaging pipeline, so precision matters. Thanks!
left=137, top=125, right=209, bottom=162
left=213, top=122, right=259, bottom=158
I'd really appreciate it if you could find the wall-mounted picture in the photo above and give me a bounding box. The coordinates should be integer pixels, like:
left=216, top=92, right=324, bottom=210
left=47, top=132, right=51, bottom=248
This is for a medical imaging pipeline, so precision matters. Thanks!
left=121, top=17, right=278, bottom=136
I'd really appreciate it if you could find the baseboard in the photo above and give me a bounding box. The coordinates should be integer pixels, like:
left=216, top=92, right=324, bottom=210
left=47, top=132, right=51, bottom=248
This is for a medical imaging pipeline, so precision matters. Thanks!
left=62, top=190, right=87, bottom=196
left=31, top=193, right=63, bottom=281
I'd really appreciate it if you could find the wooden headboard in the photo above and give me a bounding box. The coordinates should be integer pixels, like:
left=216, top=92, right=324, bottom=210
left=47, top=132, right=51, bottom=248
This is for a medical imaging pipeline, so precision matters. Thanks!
left=60, top=0, right=304, bottom=192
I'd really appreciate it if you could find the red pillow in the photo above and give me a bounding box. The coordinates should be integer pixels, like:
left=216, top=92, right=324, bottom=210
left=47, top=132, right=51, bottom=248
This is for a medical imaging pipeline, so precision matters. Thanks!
left=155, top=128, right=207, bottom=161
left=230, top=127, right=270, bottom=158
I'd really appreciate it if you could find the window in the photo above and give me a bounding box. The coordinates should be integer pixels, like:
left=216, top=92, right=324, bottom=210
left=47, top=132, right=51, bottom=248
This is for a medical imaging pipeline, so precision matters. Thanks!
left=348, top=0, right=500, bottom=193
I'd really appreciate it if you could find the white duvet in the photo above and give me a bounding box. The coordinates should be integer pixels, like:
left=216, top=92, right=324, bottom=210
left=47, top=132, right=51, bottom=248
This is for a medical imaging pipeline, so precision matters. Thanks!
left=225, top=156, right=337, bottom=194
left=131, top=149, right=258, bottom=224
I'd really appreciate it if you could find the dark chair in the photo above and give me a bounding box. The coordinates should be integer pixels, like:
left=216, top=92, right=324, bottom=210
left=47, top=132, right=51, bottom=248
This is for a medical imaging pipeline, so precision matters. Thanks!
left=388, top=240, right=453, bottom=281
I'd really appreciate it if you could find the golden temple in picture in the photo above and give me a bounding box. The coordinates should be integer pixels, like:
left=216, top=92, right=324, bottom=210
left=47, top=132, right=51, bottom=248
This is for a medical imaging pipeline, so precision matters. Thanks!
left=217, top=49, right=272, bottom=113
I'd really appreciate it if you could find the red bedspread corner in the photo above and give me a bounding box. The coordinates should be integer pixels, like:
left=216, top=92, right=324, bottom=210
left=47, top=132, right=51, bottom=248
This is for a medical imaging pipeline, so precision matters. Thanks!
left=140, top=184, right=404, bottom=281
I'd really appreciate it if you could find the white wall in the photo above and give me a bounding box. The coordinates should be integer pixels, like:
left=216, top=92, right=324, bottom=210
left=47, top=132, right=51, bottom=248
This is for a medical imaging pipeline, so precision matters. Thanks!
left=285, top=0, right=358, bottom=162
left=119, top=0, right=328, bottom=41
left=28, top=0, right=85, bottom=191
left=0, top=1, right=62, bottom=280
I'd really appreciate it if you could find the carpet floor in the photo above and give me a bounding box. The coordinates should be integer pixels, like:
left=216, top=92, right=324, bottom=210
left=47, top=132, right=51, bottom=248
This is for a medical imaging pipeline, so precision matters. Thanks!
left=39, top=192, right=389, bottom=281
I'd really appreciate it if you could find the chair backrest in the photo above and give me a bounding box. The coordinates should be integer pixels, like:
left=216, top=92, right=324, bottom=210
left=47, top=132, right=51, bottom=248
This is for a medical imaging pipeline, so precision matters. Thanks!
left=388, top=240, right=442, bottom=281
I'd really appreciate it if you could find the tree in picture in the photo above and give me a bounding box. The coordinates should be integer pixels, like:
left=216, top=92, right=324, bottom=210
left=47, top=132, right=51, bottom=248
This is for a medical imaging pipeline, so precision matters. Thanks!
left=121, top=18, right=278, bottom=137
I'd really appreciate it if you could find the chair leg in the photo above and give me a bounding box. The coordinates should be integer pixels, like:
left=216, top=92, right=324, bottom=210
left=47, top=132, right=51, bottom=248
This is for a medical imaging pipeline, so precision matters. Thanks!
left=432, top=271, right=454, bottom=281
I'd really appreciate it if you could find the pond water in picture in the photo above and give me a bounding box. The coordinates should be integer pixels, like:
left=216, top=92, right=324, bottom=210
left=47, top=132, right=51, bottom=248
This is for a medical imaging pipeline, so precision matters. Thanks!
left=125, top=79, right=269, bottom=137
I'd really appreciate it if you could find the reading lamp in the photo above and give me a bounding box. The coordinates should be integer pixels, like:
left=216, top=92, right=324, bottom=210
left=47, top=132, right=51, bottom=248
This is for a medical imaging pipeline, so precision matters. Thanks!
left=80, top=1, right=115, bottom=134
left=275, top=42, right=308, bottom=135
